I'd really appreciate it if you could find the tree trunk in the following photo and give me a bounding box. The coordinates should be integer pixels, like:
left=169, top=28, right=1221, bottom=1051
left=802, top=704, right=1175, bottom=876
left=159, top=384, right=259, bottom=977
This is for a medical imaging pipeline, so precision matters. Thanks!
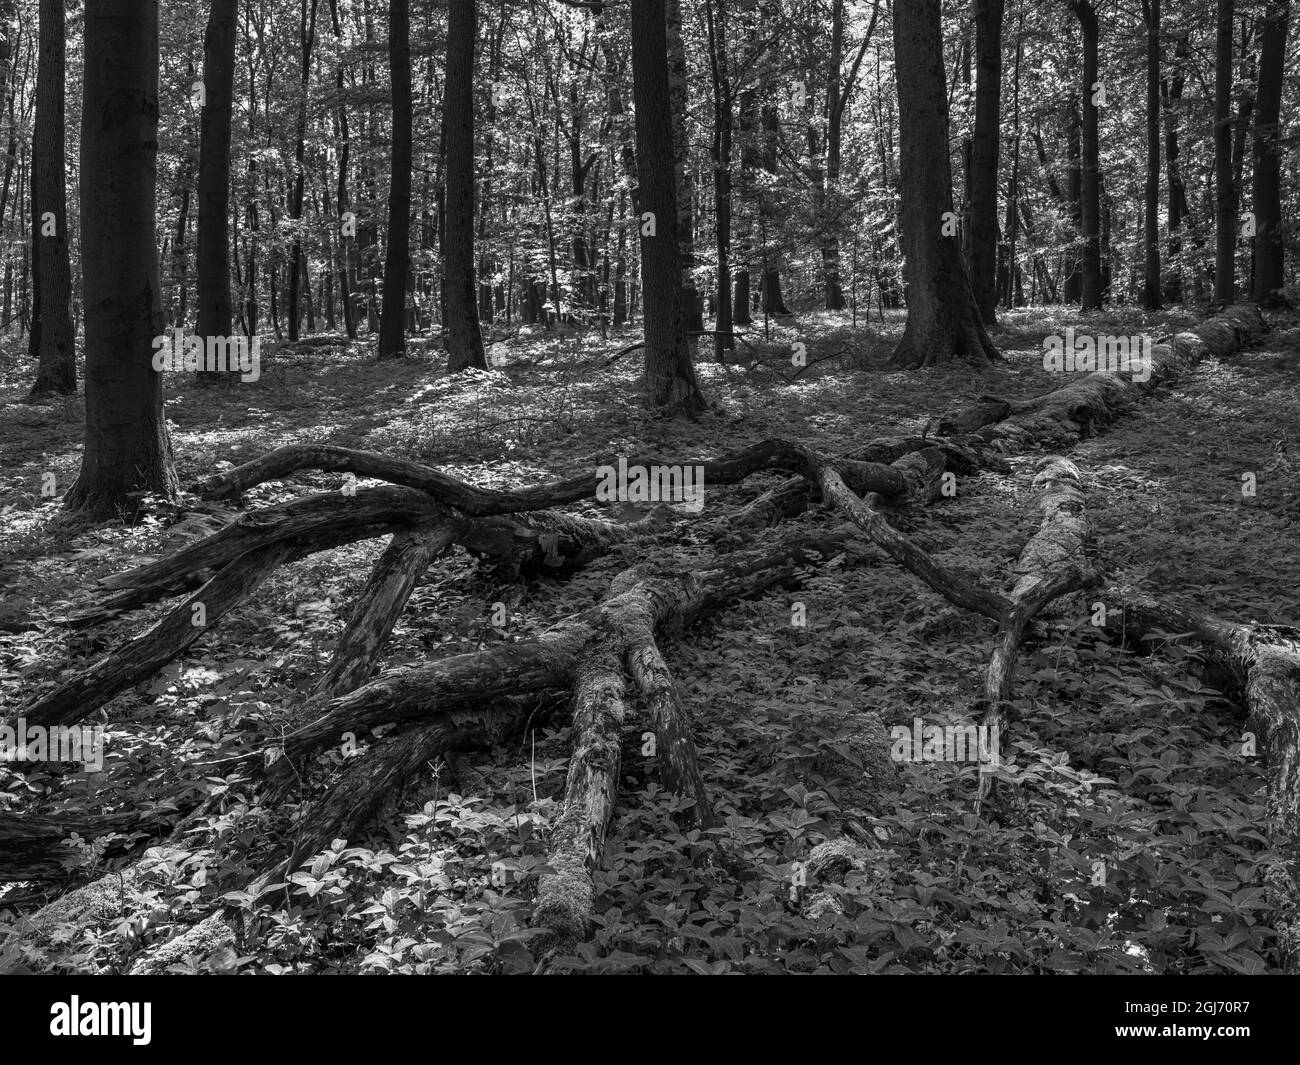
left=889, top=0, right=997, bottom=368
left=704, top=0, right=732, bottom=359
left=1162, top=36, right=1188, bottom=303
left=287, top=0, right=319, bottom=341
left=65, top=0, right=179, bottom=517
left=195, top=0, right=238, bottom=383
left=26, top=0, right=75, bottom=397
left=1142, top=0, right=1162, bottom=310
left=665, top=0, right=703, bottom=335
left=999, top=17, right=1023, bottom=309
left=1214, top=0, right=1236, bottom=305
left=1251, top=0, right=1290, bottom=304
left=630, top=0, right=707, bottom=413
left=1073, top=1, right=1103, bottom=310
left=966, top=0, right=1003, bottom=325
left=335, top=66, right=356, bottom=339
left=444, top=0, right=486, bottom=370
left=378, top=0, right=410, bottom=358
left=1064, top=96, right=1083, bottom=303
left=757, top=104, right=789, bottom=317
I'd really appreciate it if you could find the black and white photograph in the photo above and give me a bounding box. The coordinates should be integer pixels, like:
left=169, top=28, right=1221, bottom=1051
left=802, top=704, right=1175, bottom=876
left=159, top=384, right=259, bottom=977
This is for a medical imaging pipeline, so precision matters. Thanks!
left=0, top=0, right=1296, bottom=1030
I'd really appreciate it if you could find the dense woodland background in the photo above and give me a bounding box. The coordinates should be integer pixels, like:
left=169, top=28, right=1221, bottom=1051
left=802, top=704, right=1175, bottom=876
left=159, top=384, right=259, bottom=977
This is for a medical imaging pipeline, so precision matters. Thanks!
left=1, top=0, right=1299, bottom=976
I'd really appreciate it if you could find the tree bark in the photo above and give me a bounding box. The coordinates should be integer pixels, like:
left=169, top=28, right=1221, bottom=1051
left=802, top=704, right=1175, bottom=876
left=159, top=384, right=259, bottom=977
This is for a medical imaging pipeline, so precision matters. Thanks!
left=195, top=0, right=238, bottom=383
left=1072, top=1, right=1103, bottom=310
left=287, top=0, right=319, bottom=341
left=889, top=0, right=997, bottom=367
left=444, top=0, right=486, bottom=370
left=65, top=0, right=180, bottom=518
left=26, top=0, right=75, bottom=397
left=631, top=0, right=707, bottom=413
left=1142, top=0, right=1162, bottom=310
left=1161, top=35, right=1188, bottom=303
left=966, top=0, right=1003, bottom=325
left=1214, top=0, right=1237, bottom=305
left=704, top=0, right=733, bottom=359
left=1251, top=0, right=1290, bottom=304
left=665, top=0, right=703, bottom=336
left=378, top=0, right=411, bottom=358
left=1101, top=595, right=1300, bottom=972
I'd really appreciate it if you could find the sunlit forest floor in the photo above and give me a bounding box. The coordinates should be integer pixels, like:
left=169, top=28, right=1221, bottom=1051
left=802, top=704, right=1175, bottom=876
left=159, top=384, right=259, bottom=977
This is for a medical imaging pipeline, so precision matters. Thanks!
left=2, top=305, right=1299, bottom=973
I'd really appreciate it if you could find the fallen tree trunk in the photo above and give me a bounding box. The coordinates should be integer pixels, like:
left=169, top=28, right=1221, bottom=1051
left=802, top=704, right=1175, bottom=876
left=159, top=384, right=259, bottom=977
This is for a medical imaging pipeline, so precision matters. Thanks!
left=250, top=706, right=537, bottom=899
left=0, top=810, right=167, bottom=882
left=976, top=456, right=1095, bottom=802
left=532, top=650, right=627, bottom=945
left=63, top=493, right=665, bottom=629
left=959, top=305, right=1266, bottom=452
left=32, top=506, right=669, bottom=727
left=316, top=525, right=456, bottom=696
left=9, top=302, right=1267, bottom=957
left=1100, top=592, right=1300, bottom=972
left=263, top=530, right=852, bottom=779
left=23, top=541, right=300, bottom=729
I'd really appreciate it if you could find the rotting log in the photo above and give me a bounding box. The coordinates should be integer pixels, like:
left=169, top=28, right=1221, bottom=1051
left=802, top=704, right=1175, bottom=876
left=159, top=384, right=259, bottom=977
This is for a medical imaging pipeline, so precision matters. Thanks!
left=316, top=525, right=456, bottom=696
left=977, top=456, right=1096, bottom=802
left=63, top=497, right=664, bottom=630
left=8, top=303, right=1267, bottom=955
left=962, top=305, right=1267, bottom=452
left=23, top=541, right=300, bottom=729
left=261, top=530, right=853, bottom=782
left=532, top=649, right=627, bottom=945
left=815, top=463, right=1009, bottom=620
left=1100, top=592, right=1300, bottom=972
left=0, top=810, right=166, bottom=882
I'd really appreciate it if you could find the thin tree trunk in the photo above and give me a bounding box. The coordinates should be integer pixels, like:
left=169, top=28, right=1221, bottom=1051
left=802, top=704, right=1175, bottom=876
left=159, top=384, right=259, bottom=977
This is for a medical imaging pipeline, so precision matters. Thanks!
left=999, top=16, right=1022, bottom=309
left=1142, top=0, right=1162, bottom=310
left=288, top=0, right=319, bottom=341
left=378, top=0, right=410, bottom=357
left=704, top=0, right=732, bottom=358
left=195, top=0, right=238, bottom=382
left=1073, top=1, right=1103, bottom=310
left=966, top=0, right=1003, bottom=325
left=665, top=0, right=702, bottom=335
left=1162, top=35, right=1187, bottom=303
left=1214, top=0, right=1236, bottom=305
left=1064, top=95, right=1082, bottom=303
left=444, top=0, right=486, bottom=370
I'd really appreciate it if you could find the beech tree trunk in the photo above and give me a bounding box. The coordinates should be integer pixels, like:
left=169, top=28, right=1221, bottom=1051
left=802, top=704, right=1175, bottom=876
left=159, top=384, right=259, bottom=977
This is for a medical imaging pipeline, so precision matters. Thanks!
left=444, top=0, right=486, bottom=371
left=1064, top=96, right=1083, bottom=303
left=1251, top=0, right=1290, bottom=304
left=26, top=0, right=74, bottom=397
left=665, top=0, right=703, bottom=336
left=287, top=0, right=319, bottom=341
left=966, top=0, right=1003, bottom=325
left=378, top=0, right=410, bottom=358
left=1162, top=36, right=1188, bottom=303
left=704, top=0, right=732, bottom=359
left=1073, top=0, right=1103, bottom=310
left=65, top=0, right=180, bottom=517
left=889, top=0, right=997, bottom=367
left=1214, top=0, right=1236, bottom=305
left=630, top=0, right=707, bottom=413
left=195, top=0, right=238, bottom=383
left=1142, top=0, right=1162, bottom=310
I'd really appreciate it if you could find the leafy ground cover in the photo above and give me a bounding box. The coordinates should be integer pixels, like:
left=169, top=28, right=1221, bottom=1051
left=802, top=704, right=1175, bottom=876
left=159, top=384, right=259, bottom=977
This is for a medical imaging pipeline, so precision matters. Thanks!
left=2, top=307, right=1298, bottom=973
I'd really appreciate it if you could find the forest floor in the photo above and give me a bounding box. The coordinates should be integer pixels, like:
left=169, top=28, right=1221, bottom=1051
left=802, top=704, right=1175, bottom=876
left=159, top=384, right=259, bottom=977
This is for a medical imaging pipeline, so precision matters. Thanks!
left=2, top=306, right=1299, bottom=974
